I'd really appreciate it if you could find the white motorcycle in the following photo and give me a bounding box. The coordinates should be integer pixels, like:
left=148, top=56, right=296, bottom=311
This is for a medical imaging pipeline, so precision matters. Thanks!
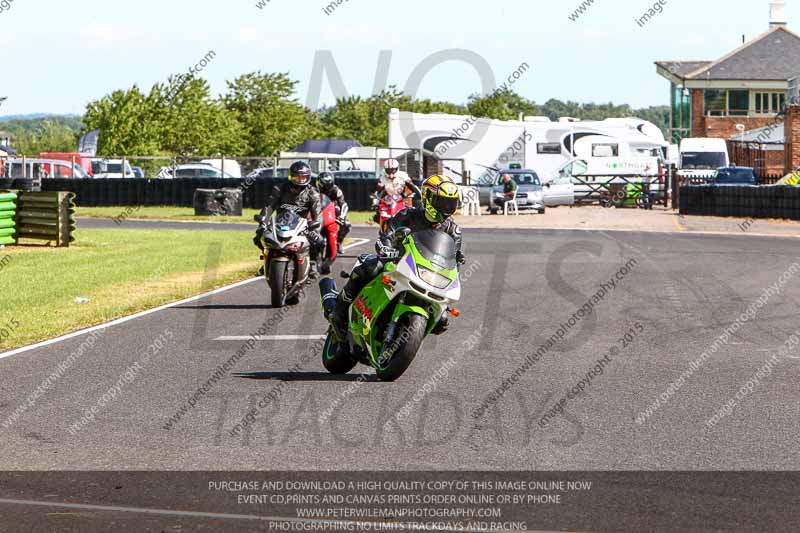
left=258, top=205, right=312, bottom=308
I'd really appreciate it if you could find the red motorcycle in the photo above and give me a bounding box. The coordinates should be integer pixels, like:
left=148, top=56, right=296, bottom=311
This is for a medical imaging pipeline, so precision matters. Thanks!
left=376, top=193, right=405, bottom=235
left=318, top=196, right=340, bottom=275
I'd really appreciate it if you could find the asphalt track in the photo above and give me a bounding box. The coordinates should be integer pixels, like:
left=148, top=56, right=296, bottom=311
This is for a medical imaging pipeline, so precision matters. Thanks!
left=1, top=222, right=799, bottom=530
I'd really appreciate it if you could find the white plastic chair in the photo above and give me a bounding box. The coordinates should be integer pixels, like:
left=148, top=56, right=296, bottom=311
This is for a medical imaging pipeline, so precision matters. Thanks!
left=459, top=186, right=482, bottom=216
left=503, top=189, right=519, bottom=216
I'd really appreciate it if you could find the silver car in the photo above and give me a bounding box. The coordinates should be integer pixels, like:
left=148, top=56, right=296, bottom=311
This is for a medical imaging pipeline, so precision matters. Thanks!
left=478, top=169, right=546, bottom=214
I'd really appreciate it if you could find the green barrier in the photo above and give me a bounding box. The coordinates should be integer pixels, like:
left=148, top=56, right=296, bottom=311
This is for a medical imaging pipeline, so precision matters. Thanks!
left=0, top=192, right=16, bottom=245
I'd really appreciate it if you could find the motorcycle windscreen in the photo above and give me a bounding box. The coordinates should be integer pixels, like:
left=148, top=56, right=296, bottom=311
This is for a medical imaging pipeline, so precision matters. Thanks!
left=412, top=229, right=457, bottom=270
left=275, top=209, right=301, bottom=230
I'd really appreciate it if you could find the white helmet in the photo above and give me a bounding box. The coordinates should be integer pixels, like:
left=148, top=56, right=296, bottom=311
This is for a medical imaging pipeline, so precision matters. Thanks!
left=383, top=159, right=400, bottom=175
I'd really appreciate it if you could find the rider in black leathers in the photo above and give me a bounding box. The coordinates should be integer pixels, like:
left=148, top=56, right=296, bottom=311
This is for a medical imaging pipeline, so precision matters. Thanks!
left=254, top=161, right=324, bottom=276
left=317, top=172, right=351, bottom=250
left=329, top=175, right=465, bottom=341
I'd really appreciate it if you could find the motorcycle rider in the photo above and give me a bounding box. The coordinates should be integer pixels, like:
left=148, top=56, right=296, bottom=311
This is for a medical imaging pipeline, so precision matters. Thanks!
left=253, top=161, right=324, bottom=277
left=374, top=159, right=421, bottom=215
left=317, top=171, right=351, bottom=251
left=330, top=175, right=465, bottom=341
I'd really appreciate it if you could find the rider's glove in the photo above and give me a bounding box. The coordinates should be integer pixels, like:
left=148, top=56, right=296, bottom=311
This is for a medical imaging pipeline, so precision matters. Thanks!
left=307, top=230, right=323, bottom=247
left=376, top=242, right=401, bottom=261
left=456, top=251, right=466, bottom=266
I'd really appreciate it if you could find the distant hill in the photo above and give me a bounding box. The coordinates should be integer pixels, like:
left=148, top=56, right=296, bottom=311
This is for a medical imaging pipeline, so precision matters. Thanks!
left=0, top=113, right=81, bottom=123
left=0, top=115, right=83, bottom=133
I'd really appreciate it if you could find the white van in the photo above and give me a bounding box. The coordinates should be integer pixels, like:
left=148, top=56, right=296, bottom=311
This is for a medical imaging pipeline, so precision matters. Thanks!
left=92, top=159, right=135, bottom=179
left=678, top=138, right=729, bottom=179
left=201, top=159, right=242, bottom=178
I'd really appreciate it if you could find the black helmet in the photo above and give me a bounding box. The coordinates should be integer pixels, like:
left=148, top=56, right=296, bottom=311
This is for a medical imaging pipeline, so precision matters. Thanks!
left=317, top=172, right=335, bottom=192
left=288, top=161, right=312, bottom=189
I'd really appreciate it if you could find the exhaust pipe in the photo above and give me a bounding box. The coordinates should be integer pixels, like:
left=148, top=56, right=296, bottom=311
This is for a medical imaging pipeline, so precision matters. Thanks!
left=319, top=278, right=338, bottom=319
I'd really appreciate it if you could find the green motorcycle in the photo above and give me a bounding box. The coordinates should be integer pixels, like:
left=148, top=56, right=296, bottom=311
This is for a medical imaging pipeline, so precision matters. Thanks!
left=319, top=229, right=462, bottom=382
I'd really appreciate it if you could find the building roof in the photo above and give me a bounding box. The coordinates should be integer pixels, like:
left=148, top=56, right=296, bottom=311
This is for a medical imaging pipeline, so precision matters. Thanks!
left=291, top=139, right=362, bottom=155
left=655, top=61, right=712, bottom=77
left=658, top=26, right=800, bottom=81
left=734, top=122, right=786, bottom=143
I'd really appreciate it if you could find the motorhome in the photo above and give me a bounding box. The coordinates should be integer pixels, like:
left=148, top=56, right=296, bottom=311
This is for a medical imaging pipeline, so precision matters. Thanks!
left=678, top=138, right=730, bottom=179
left=387, top=108, right=670, bottom=184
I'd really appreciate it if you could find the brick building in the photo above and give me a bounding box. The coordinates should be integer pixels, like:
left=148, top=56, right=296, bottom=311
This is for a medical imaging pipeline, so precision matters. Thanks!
left=655, top=2, right=800, bottom=144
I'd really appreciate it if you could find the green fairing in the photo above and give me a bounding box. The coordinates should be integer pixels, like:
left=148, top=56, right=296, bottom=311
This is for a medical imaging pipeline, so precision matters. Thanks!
left=349, top=274, right=393, bottom=365
left=348, top=236, right=454, bottom=367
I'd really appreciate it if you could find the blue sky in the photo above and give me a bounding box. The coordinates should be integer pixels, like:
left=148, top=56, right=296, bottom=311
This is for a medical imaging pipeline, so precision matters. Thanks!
left=0, top=0, right=796, bottom=115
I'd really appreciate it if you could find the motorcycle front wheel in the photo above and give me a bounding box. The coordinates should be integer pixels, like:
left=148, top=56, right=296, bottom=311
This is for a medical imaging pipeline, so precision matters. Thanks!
left=322, top=329, right=357, bottom=374
left=268, top=260, right=292, bottom=308
left=375, top=314, right=427, bottom=382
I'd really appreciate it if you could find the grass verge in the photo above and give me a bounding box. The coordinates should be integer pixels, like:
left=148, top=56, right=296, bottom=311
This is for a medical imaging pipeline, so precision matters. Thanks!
left=0, top=228, right=259, bottom=350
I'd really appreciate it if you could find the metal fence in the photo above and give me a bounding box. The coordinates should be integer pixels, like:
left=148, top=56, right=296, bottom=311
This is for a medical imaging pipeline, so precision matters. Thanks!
left=727, top=140, right=788, bottom=183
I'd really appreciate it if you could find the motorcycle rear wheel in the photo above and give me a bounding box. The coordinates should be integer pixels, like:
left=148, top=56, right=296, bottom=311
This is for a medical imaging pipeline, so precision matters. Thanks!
left=375, top=314, right=427, bottom=382
left=322, top=329, right=357, bottom=374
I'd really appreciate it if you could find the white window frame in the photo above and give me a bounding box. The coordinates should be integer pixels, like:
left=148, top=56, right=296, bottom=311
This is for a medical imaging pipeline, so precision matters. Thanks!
left=752, top=91, right=786, bottom=116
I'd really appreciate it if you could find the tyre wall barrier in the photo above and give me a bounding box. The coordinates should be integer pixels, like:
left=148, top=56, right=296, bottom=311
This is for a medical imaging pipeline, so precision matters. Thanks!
left=193, top=188, right=243, bottom=217
left=40, top=178, right=379, bottom=212
left=679, top=186, right=800, bottom=220
left=0, top=191, right=18, bottom=245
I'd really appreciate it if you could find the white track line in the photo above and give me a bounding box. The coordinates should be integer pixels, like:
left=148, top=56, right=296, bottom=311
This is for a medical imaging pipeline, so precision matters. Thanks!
left=459, top=225, right=800, bottom=239
left=215, top=335, right=327, bottom=341
left=0, top=497, right=564, bottom=533
left=0, top=238, right=370, bottom=361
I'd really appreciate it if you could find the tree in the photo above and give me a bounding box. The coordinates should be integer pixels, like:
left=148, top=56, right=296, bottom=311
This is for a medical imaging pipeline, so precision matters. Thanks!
left=318, top=87, right=467, bottom=146
left=223, top=72, right=322, bottom=156
left=83, top=86, right=162, bottom=155
left=10, top=120, right=79, bottom=154
left=157, top=75, right=246, bottom=157
left=467, top=89, right=539, bottom=121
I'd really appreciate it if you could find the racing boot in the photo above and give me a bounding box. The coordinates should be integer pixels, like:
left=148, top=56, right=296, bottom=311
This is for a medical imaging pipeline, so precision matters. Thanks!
left=431, top=315, right=449, bottom=336
left=330, top=290, right=353, bottom=342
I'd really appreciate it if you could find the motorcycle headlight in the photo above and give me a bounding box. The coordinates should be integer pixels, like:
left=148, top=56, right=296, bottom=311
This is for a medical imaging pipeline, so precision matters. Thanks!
left=418, top=266, right=453, bottom=289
